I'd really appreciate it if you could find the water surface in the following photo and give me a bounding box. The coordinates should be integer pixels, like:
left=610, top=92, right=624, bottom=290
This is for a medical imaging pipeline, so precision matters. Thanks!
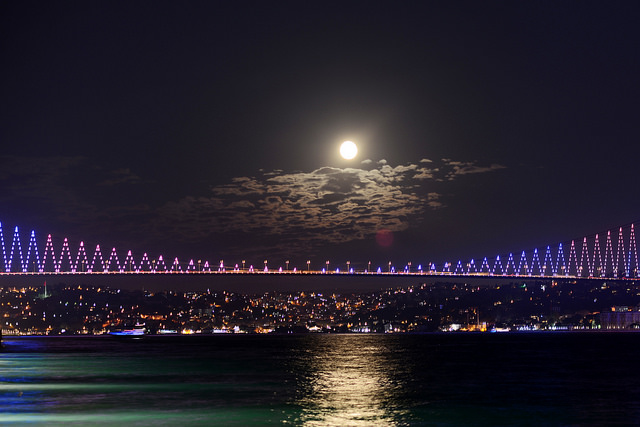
left=1, top=333, right=639, bottom=425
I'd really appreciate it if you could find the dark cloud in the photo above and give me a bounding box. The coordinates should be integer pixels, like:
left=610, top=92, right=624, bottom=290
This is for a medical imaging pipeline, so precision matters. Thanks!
left=0, top=156, right=152, bottom=246
left=442, top=161, right=506, bottom=181
left=98, top=168, right=142, bottom=186
left=0, top=154, right=505, bottom=261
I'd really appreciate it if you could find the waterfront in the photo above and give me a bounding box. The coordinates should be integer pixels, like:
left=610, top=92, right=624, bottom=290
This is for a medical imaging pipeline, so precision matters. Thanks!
left=2, top=333, right=640, bottom=426
left=5, top=279, right=638, bottom=336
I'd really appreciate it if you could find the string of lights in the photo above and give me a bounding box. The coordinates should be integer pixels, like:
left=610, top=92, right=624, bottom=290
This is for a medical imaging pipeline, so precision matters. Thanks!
left=0, top=221, right=638, bottom=278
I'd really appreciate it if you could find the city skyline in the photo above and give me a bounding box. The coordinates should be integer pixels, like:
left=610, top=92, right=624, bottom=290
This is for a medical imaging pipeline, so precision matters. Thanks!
left=2, top=2, right=640, bottom=272
left=2, top=278, right=633, bottom=336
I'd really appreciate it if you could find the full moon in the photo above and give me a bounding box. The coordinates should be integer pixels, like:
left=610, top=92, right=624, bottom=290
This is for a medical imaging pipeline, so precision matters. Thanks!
left=339, top=140, right=358, bottom=159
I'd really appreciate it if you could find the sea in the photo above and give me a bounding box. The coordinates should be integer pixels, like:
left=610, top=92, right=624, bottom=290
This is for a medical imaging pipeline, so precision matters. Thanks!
left=1, top=333, right=640, bottom=426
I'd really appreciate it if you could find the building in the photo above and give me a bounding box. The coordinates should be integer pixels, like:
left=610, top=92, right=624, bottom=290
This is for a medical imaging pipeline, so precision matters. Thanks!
left=600, top=306, right=640, bottom=329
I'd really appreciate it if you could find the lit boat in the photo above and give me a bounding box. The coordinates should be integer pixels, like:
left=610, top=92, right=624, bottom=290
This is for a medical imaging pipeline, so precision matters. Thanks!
left=109, top=323, right=146, bottom=337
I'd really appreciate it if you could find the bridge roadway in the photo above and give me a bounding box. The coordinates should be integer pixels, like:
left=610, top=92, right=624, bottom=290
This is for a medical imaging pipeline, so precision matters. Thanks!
left=0, top=269, right=636, bottom=281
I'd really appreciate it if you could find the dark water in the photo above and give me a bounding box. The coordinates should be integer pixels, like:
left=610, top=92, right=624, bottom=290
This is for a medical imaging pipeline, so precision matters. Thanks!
left=1, top=333, right=640, bottom=426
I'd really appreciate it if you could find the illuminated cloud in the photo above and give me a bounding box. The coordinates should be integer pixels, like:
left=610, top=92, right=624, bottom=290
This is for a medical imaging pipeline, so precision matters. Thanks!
left=155, top=158, right=505, bottom=255
left=158, top=165, right=424, bottom=247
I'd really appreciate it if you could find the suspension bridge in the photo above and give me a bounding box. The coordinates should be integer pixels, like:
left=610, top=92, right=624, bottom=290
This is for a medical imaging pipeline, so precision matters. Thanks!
left=0, top=221, right=638, bottom=280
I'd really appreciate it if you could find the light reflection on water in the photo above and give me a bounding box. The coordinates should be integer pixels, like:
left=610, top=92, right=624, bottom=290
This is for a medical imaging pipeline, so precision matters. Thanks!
left=3, top=334, right=640, bottom=425
left=290, top=335, right=409, bottom=426
left=0, top=336, right=293, bottom=425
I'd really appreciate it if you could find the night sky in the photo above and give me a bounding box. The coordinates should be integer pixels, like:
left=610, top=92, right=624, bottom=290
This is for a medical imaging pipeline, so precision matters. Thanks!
left=2, top=1, right=640, bottom=273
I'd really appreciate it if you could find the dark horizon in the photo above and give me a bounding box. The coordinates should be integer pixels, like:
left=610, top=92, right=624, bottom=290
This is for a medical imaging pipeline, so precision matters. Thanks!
left=0, top=272, right=443, bottom=294
left=0, top=271, right=631, bottom=295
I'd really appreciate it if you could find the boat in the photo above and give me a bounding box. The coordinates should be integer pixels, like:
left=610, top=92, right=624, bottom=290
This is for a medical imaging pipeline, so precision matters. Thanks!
left=109, top=323, right=146, bottom=338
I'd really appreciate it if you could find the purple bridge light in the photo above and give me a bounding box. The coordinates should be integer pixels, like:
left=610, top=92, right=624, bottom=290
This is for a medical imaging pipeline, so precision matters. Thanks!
left=0, top=221, right=638, bottom=279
